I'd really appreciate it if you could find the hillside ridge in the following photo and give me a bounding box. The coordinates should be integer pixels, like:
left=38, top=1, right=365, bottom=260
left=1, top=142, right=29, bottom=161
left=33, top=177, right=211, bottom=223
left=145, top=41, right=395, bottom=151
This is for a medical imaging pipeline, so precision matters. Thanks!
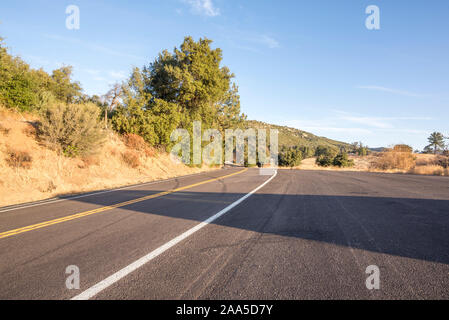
left=246, top=120, right=351, bottom=150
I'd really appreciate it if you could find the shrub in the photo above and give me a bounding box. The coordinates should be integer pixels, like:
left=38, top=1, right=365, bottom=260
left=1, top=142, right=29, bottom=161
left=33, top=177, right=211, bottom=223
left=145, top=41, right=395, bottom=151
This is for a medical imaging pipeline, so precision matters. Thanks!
left=357, top=147, right=370, bottom=156
left=144, top=147, right=156, bottom=157
left=123, top=133, right=147, bottom=150
left=22, top=122, right=37, bottom=137
left=6, top=149, right=32, bottom=169
left=316, top=154, right=334, bottom=167
left=370, top=146, right=415, bottom=171
left=44, top=181, right=57, bottom=193
left=38, top=103, right=105, bottom=157
left=393, top=144, right=413, bottom=153
left=279, top=148, right=302, bottom=167
left=315, top=145, right=338, bottom=158
left=122, top=151, right=140, bottom=168
left=435, top=156, right=449, bottom=168
left=123, top=133, right=157, bottom=158
left=0, top=123, right=10, bottom=135
left=332, top=152, right=354, bottom=167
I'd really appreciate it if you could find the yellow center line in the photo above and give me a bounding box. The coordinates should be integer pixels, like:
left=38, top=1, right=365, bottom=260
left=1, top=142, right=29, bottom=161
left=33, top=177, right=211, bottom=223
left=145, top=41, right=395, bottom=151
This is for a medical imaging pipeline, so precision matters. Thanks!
left=0, top=168, right=248, bottom=240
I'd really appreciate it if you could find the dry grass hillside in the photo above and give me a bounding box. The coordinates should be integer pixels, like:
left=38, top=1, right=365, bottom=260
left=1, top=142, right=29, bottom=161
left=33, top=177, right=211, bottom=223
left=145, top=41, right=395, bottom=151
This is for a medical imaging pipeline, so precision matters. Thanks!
left=0, top=107, right=215, bottom=207
left=293, top=152, right=449, bottom=176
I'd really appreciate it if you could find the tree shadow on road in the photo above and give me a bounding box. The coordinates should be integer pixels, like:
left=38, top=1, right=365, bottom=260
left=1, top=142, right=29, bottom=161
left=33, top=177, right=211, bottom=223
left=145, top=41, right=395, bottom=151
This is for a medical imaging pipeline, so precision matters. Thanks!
left=70, top=186, right=449, bottom=266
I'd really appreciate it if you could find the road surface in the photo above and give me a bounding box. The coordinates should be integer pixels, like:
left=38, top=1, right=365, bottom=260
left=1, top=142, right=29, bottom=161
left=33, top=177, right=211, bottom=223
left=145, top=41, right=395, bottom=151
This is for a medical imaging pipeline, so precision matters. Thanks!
left=0, top=168, right=448, bottom=299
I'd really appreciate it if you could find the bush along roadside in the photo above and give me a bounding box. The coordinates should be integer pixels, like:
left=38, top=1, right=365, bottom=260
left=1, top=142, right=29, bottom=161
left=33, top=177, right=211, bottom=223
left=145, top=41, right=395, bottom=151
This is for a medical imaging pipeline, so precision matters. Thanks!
left=316, top=151, right=354, bottom=168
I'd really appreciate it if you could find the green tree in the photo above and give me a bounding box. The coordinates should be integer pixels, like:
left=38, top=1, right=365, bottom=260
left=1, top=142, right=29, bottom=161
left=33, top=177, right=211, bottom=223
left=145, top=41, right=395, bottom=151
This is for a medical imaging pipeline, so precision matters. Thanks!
left=426, top=132, right=445, bottom=154
left=316, top=154, right=333, bottom=167
left=144, top=36, right=244, bottom=128
left=112, top=67, right=156, bottom=144
left=0, top=38, right=39, bottom=110
left=279, top=147, right=302, bottom=168
left=50, top=66, right=82, bottom=104
left=315, top=145, right=338, bottom=158
left=332, top=152, right=354, bottom=167
left=113, top=37, right=245, bottom=150
left=0, top=37, right=84, bottom=111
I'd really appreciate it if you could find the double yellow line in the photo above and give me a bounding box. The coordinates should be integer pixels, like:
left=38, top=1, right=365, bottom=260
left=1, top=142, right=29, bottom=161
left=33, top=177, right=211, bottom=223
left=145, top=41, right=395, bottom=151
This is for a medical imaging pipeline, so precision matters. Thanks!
left=0, top=169, right=248, bottom=240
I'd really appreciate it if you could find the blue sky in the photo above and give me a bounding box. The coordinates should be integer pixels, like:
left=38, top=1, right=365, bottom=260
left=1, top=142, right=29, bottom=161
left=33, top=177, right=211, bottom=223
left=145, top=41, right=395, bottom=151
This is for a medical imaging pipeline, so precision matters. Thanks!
left=1, top=0, right=448, bottom=149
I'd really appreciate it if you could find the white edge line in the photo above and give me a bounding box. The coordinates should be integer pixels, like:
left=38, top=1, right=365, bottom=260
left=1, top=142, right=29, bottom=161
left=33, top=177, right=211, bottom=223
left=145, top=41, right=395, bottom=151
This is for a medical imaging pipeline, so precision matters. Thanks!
left=71, top=170, right=278, bottom=300
left=0, top=169, right=224, bottom=214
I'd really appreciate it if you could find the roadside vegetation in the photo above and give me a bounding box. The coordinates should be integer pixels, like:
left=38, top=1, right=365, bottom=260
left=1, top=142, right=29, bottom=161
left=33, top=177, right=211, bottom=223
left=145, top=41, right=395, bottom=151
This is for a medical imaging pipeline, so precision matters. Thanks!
left=1, top=35, right=448, bottom=206
left=1, top=36, right=248, bottom=206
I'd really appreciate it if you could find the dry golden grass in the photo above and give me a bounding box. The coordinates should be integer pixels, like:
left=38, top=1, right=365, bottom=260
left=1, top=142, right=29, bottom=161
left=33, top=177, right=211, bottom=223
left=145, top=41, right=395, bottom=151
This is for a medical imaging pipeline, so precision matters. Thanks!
left=411, top=165, right=445, bottom=176
left=5, top=148, right=32, bottom=169
left=0, top=107, right=215, bottom=207
left=291, top=152, right=449, bottom=177
left=122, top=150, right=141, bottom=168
left=370, top=150, right=415, bottom=171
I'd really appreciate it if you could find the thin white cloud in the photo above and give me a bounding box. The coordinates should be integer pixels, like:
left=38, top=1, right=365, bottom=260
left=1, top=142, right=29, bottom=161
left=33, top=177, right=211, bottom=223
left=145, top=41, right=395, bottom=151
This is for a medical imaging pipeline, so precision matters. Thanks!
left=283, top=119, right=373, bottom=135
left=339, top=116, right=392, bottom=128
left=93, top=76, right=107, bottom=82
left=356, top=85, right=426, bottom=98
left=84, top=69, right=101, bottom=76
left=381, top=128, right=429, bottom=134
left=43, top=34, right=145, bottom=61
left=300, top=126, right=373, bottom=134
left=279, top=110, right=433, bottom=137
left=336, top=111, right=432, bottom=129
left=183, top=0, right=220, bottom=17
left=108, top=70, right=127, bottom=79
left=23, top=54, right=65, bottom=69
left=254, top=35, right=279, bottom=49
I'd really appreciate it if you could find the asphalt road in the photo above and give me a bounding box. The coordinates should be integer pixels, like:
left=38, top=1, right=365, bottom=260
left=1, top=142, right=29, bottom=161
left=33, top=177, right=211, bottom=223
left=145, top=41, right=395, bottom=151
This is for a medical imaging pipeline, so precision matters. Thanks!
left=0, top=168, right=448, bottom=300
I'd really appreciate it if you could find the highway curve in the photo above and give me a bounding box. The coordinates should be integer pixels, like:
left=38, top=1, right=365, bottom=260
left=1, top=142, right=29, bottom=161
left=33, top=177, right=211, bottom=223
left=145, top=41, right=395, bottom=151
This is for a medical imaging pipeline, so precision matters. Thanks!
left=0, top=168, right=448, bottom=299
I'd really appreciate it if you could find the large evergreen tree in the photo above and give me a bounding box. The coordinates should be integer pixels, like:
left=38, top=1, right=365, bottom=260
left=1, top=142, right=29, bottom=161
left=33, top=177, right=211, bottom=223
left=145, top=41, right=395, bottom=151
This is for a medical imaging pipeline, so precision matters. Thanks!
left=113, top=36, right=245, bottom=147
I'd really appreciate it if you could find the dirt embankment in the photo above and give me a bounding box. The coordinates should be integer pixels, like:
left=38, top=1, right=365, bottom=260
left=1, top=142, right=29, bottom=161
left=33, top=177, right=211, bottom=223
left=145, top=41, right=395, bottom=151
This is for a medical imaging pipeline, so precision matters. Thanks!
left=0, top=108, right=215, bottom=207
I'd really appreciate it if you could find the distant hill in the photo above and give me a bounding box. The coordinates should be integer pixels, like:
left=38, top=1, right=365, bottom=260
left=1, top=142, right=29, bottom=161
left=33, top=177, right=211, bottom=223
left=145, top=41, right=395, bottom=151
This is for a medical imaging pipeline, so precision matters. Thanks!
left=245, top=120, right=352, bottom=150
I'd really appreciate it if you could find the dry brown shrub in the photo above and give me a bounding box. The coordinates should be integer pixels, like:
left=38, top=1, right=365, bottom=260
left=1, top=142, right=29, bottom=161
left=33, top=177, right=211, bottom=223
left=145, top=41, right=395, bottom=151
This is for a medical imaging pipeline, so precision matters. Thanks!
left=44, top=181, right=57, bottom=193
left=22, top=122, right=37, bottom=137
left=0, top=123, right=10, bottom=135
left=123, top=133, right=147, bottom=150
left=435, top=156, right=449, bottom=168
left=122, top=151, right=140, bottom=168
left=370, top=147, right=415, bottom=171
left=79, top=155, right=100, bottom=168
left=144, top=146, right=156, bottom=157
left=6, top=149, right=33, bottom=169
left=123, top=133, right=157, bottom=158
left=393, top=144, right=413, bottom=153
